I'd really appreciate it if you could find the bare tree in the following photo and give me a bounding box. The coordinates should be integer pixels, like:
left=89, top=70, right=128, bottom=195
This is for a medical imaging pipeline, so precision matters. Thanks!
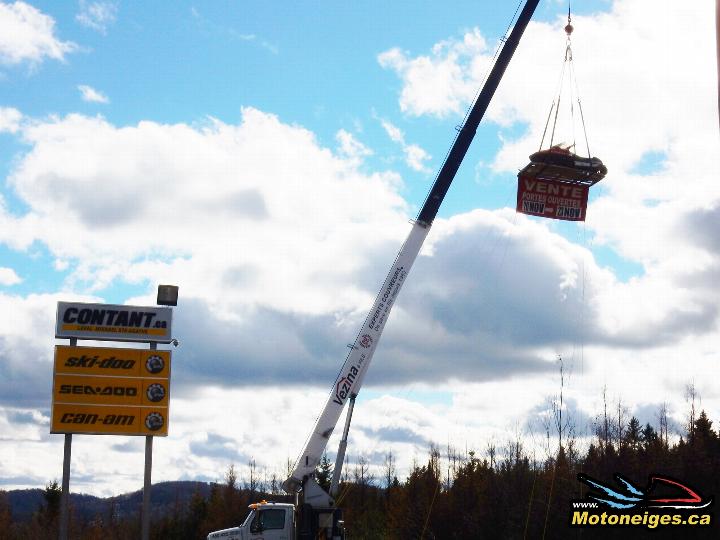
left=486, top=439, right=497, bottom=470
left=613, top=396, right=629, bottom=448
left=353, top=455, right=373, bottom=487
left=602, top=384, right=610, bottom=450
left=685, top=382, right=699, bottom=439
left=657, top=401, right=670, bottom=447
left=270, top=472, right=279, bottom=495
left=506, top=424, right=524, bottom=467
left=246, top=458, right=258, bottom=496
left=383, top=450, right=396, bottom=489
left=445, top=443, right=461, bottom=490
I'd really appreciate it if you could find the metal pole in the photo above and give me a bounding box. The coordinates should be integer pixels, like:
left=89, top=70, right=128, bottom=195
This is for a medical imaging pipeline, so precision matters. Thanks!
left=59, top=434, right=72, bottom=540
left=141, top=436, right=153, bottom=540
left=141, top=342, right=157, bottom=540
left=59, top=337, right=76, bottom=540
left=329, top=394, right=356, bottom=497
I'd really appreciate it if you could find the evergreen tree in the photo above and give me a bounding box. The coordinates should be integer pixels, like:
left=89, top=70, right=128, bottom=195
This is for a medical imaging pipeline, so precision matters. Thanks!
left=315, top=453, right=333, bottom=492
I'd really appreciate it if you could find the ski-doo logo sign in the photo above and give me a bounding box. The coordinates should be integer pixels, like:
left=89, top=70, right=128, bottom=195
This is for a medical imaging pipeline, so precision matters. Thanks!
left=333, top=365, right=359, bottom=405
left=56, top=302, right=173, bottom=343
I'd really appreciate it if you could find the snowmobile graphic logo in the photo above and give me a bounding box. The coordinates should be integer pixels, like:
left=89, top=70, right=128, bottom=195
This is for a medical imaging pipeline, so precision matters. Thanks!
left=576, top=473, right=712, bottom=510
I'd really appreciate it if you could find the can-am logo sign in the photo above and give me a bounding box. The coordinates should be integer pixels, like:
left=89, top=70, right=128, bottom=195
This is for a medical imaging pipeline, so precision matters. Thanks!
left=56, top=301, right=173, bottom=343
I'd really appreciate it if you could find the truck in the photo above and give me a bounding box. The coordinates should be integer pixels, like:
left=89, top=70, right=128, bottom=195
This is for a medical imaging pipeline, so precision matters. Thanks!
left=208, top=2, right=540, bottom=538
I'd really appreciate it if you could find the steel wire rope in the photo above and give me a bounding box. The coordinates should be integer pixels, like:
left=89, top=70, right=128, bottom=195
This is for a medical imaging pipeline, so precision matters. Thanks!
left=317, top=1, right=532, bottom=526
left=420, top=476, right=442, bottom=540
left=334, top=0, right=529, bottom=512
left=523, top=467, right=538, bottom=539
left=457, top=0, right=524, bottom=128
left=286, top=224, right=421, bottom=487
left=541, top=457, right=558, bottom=540
left=548, top=57, right=568, bottom=149
left=416, top=0, right=523, bottom=220
left=571, top=53, right=593, bottom=159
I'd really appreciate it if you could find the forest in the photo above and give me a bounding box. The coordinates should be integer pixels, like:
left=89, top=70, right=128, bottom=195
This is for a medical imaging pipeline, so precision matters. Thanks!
left=1, top=388, right=718, bottom=539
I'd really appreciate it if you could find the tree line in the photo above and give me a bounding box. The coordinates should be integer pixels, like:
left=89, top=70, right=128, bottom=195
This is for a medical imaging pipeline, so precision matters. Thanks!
left=1, top=390, right=718, bottom=539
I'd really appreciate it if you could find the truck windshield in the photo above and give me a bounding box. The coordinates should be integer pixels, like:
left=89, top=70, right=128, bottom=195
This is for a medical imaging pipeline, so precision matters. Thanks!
left=259, top=509, right=285, bottom=529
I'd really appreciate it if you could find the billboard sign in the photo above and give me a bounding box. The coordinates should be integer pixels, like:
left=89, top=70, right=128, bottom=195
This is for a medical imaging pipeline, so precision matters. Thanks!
left=51, top=403, right=168, bottom=436
left=54, top=346, right=170, bottom=378
left=51, top=346, right=171, bottom=436
left=55, top=302, right=173, bottom=343
left=53, top=375, right=169, bottom=406
left=516, top=175, right=589, bottom=221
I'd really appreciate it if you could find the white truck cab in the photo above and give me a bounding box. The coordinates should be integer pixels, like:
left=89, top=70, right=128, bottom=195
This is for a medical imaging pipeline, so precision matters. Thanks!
left=207, top=501, right=295, bottom=540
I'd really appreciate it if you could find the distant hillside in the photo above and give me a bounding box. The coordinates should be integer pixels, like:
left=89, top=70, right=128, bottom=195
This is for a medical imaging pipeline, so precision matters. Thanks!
left=6, top=481, right=213, bottom=523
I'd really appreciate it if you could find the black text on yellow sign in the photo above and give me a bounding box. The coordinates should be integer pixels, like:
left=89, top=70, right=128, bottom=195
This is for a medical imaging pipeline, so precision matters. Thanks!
left=51, top=403, right=169, bottom=436
left=53, top=374, right=169, bottom=407
left=54, top=346, right=171, bottom=378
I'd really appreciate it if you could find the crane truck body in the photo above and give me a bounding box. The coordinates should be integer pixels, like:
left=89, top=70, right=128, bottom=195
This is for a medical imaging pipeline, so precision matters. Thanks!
left=208, top=2, right=540, bottom=538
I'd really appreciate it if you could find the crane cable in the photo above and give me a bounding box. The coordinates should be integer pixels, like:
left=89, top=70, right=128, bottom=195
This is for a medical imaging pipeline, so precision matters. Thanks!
left=538, top=8, right=593, bottom=159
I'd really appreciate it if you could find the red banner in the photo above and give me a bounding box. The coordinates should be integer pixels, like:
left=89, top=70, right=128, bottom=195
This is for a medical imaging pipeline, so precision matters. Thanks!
left=516, top=175, right=589, bottom=221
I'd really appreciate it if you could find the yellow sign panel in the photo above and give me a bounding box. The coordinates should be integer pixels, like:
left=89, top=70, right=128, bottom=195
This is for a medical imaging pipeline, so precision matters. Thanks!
left=54, top=346, right=171, bottom=378
left=51, top=403, right=168, bottom=436
left=53, top=374, right=169, bottom=406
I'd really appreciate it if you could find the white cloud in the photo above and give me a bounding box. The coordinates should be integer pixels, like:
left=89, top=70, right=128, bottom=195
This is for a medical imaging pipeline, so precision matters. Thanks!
left=378, top=28, right=489, bottom=118
left=78, top=84, right=109, bottom=103
left=335, top=129, right=372, bottom=165
left=9, top=109, right=409, bottom=313
left=0, top=267, right=21, bottom=285
left=0, top=107, right=22, bottom=133
left=2, top=1, right=720, bottom=495
left=379, top=0, right=720, bottom=344
left=75, top=0, right=117, bottom=34
left=380, top=119, right=432, bottom=173
left=0, top=1, right=77, bottom=66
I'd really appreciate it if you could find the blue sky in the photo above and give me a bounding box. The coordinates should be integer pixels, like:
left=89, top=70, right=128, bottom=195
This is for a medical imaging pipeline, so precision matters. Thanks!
left=0, top=0, right=639, bottom=302
left=1, top=0, right=718, bottom=497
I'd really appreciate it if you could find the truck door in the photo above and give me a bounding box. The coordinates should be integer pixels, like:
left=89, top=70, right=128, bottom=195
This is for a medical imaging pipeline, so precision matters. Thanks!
left=249, top=508, right=291, bottom=540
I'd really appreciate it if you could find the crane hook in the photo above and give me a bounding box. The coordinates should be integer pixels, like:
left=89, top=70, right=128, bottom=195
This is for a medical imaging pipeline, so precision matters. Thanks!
left=564, top=5, right=573, bottom=35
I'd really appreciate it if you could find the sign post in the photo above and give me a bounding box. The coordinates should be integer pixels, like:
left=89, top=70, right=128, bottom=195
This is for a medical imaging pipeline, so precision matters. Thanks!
left=52, top=299, right=175, bottom=540
left=142, top=341, right=158, bottom=540
left=58, top=337, right=76, bottom=540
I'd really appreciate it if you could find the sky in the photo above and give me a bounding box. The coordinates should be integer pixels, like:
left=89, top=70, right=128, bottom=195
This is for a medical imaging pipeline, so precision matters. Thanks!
left=0, top=0, right=718, bottom=498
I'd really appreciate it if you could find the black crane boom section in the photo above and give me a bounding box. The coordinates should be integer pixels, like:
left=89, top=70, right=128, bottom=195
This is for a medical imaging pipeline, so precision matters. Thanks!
left=416, top=0, right=540, bottom=225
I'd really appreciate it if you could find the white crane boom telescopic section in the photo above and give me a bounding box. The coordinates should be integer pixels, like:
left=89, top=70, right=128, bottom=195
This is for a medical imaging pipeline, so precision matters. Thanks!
left=283, top=0, right=540, bottom=495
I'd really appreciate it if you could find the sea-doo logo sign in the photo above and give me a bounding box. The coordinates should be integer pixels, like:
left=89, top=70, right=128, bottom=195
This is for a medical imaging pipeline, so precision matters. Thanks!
left=333, top=365, right=359, bottom=405
left=359, top=334, right=373, bottom=348
left=56, top=301, right=173, bottom=343
left=59, top=384, right=138, bottom=397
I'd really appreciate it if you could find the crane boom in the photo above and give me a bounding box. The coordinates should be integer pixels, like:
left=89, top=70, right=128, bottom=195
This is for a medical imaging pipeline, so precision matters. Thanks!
left=283, top=0, right=540, bottom=495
